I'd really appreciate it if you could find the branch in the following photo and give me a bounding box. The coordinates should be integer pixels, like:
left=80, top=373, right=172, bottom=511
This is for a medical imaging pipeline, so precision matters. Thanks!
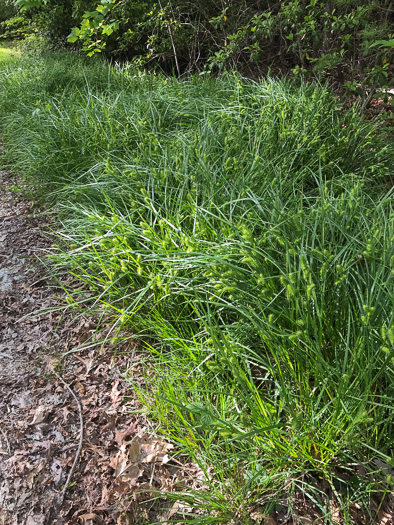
left=46, top=370, right=84, bottom=524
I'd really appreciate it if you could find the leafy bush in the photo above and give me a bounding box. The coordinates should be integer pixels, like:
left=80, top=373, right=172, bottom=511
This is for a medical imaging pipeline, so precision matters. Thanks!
left=12, top=0, right=394, bottom=93
left=0, top=0, right=24, bottom=40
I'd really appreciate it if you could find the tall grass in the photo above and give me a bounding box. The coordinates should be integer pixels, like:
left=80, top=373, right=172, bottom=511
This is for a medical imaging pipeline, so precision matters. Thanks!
left=0, top=52, right=393, bottom=523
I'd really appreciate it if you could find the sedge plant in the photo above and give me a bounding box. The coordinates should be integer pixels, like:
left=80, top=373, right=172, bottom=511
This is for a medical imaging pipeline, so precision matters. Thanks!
left=0, top=52, right=393, bottom=523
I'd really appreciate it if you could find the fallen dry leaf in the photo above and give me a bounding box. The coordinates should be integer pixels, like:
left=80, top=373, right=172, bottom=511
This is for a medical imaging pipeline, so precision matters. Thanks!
left=31, top=405, right=47, bottom=425
left=0, top=173, right=146, bottom=524
left=114, top=423, right=135, bottom=447
left=110, top=378, right=121, bottom=405
left=139, top=436, right=174, bottom=464
left=51, top=458, right=65, bottom=488
left=249, top=507, right=265, bottom=522
left=331, top=507, right=341, bottom=524
left=110, top=449, right=128, bottom=478
left=119, top=464, right=141, bottom=481
left=79, top=513, right=105, bottom=525
left=158, top=500, right=181, bottom=522
left=129, top=440, right=140, bottom=463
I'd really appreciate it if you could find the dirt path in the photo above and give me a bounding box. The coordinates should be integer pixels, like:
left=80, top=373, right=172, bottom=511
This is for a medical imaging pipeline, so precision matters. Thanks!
left=0, top=170, right=144, bottom=525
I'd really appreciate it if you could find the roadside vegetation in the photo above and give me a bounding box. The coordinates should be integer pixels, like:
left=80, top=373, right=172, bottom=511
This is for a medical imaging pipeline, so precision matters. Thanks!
left=0, top=51, right=393, bottom=522
left=0, top=42, right=19, bottom=64
left=2, top=1, right=394, bottom=98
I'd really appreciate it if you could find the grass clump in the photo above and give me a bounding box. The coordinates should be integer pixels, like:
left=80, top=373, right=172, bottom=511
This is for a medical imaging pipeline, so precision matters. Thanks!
left=0, top=52, right=393, bottom=523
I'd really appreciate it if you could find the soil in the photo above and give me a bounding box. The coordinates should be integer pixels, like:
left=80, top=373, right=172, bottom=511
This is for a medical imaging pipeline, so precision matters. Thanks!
left=0, top=170, right=125, bottom=524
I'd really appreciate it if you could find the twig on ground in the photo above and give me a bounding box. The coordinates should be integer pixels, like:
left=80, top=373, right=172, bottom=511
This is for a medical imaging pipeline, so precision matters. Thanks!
left=54, top=370, right=84, bottom=499
left=0, top=427, right=12, bottom=455
left=47, top=370, right=84, bottom=523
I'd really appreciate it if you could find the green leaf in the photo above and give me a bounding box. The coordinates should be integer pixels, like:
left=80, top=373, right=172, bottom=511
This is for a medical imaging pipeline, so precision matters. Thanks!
left=185, top=402, right=214, bottom=427
left=67, top=27, right=81, bottom=43
left=15, top=0, right=48, bottom=9
left=244, top=464, right=268, bottom=482
left=186, top=402, right=204, bottom=414
left=370, top=39, right=394, bottom=48
left=200, top=411, right=214, bottom=427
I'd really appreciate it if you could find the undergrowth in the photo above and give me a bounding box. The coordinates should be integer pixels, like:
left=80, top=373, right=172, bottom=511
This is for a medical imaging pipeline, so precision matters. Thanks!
left=0, top=52, right=393, bottom=523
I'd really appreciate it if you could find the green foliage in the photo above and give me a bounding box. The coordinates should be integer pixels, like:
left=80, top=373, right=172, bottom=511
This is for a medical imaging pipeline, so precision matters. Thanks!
left=371, top=39, right=394, bottom=48
left=15, top=0, right=49, bottom=8
left=0, top=0, right=22, bottom=40
left=0, top=0, right=17, bottom=21
left=0, top=15, right=29, bottom=41
left=67, top=1, right=121, bottom=56
left=0, top=52, right=393, bottom=521
left=12, top=0, right=86, bottom=47
left=7, top=0, right=393, bottom=91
